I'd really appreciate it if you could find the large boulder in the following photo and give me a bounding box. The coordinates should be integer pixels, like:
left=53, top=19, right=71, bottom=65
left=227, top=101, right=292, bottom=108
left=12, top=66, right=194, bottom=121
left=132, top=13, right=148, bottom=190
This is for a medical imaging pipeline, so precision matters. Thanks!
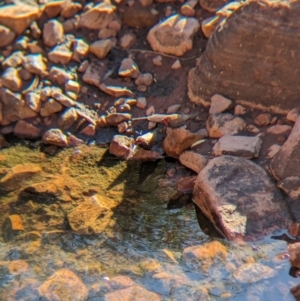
left=193, top=155, right=290, bottom=241
left=188, top=0, right=300, bottom=112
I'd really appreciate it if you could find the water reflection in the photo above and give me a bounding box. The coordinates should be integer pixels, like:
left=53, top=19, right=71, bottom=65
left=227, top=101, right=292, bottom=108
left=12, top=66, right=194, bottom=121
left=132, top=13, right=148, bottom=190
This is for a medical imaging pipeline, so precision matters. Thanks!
left=0, top=142, right=298, bottom=300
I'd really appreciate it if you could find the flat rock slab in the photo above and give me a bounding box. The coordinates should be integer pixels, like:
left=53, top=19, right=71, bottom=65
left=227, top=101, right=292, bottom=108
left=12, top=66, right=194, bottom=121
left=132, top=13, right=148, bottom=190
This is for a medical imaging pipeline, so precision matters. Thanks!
left=271, top=116, right=300, bottom=180
left=188, top=0, right=300, bottom=112
left=193, top=155, right=290, bottom=241
left=213, top=135, right=262, bottom=159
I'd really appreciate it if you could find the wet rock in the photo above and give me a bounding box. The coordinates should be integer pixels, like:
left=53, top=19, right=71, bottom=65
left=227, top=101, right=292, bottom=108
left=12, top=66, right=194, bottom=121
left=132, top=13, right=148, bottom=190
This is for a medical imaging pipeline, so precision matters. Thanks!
left=163, top=127, right=202, bottom=158
left=105, top=285, right=160, bottom=301
left=267, top=144, right=281, bottom=159
left=193, top=155, right=290, bottom=241
left=119, top=58, right=140, bottom=78
left=135, top=73, right=153, bottom=86
left=68, top=198, right=113, bottom=234
left=0, top=25, right=15, bottom=47
left=0, top=163, right=41, bottom=192
left=120, top=33, right=136, bottom=49
left=72, top=39, right=89, bottom=62
left=100, top=83, right=134, bottom=98
left=179, top=151, right=207, bottom=173
left=270, top=117, right=300, bottom=180
left=188, top=0, right=300, bottom=112
left=82, top=61, right=106, bottom=89
left=147, top=14, right=199, bottom=56
left=183, top=241, right=227, bottom=261
left=234, top=263, right=276, bottom=283
left=206, top=113, right=246, bottom=138
left=48, top=66, right=73, bottom=85
left=267, top=124, right=292, bottom=135
left=48, top=44, right=73, bottom=65
left=43, top=20, right=64, bottom=48
left=14, top=120, right=41, bottom=139
left=278, top=177, right=300, bottom=200
left=1, top=67, right=22, bottom=92
left=38, top=268, right=88, bottom=301
left=2, top=51, right=24, bottom=68
left=23, top=54, right=48, bottom=77
left=89, top=39, right=112, bottom=59
left=79, top=2, right=116, bottom=30
left=40, top=98, right=63, bottom=117
left=123, top=7, right=158, bottom=29
left=0, top=2, right=40, bottom=35
left=128, top=147, right=163, bottom=162
left=213, top=135, right=262, bottom=159
left=58, top=108, right=78, bottom=130
left=209, top=94, right=232, bottom=114
left=109, top=135, right=134, bottom=159
left=52, top=91, right=75, bottom=107
left=42, top=128, right=68, bottom=147
left=61, top=2, right=82, bottom=18
left=287, top=108, right=299, bottom=123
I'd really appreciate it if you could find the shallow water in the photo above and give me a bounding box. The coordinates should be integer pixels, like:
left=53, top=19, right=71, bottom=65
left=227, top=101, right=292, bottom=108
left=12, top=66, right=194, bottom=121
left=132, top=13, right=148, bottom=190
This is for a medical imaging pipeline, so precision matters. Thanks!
left=0, top=143, right=298, bottom=301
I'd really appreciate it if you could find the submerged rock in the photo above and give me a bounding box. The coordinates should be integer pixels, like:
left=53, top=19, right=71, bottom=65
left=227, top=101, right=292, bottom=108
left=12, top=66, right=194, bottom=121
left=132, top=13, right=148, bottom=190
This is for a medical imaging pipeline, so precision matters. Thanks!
left=193, top=155, right=290, bottom=241
left=188, top=0, right=300, bottom=112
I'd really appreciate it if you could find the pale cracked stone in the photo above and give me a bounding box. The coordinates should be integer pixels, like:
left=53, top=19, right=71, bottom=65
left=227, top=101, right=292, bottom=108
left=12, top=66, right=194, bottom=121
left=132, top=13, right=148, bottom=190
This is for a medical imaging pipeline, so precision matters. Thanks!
left=48, top=44, right=72, bottom=65
left=206, top=113, right=246, bottom=138
left=193, top=155, right=290, bottom=241
left=43, top=20, right=64, bottom=48
left=89, top=39, right=112, bottom=59
left=78, top=2, right=116, bottom=30
left=109, top=135, right=134, bottom=159
left=1, top=67, right=22, bottom=92
left=119, top=58, right=140, bottom=78
left=58, top=107, right=78, bottom=130
left=147, top=14, right=200, bottom=56
left=0, top=25, right=15, bottom=48
left=38, top=269, right=88, bottom=301
left=72, top=39, right=89, bottom=62
left=213, top=135, right=262, bottom=159
left=163, top=126, right=202, bottom=158
left=209, top=94, right=233, bottom=114
left=23, top=54, right=48, bottom=77
left=105, top=286, right=160, bottom=301
left=13, top=120, right=41, bottom=139
left=68, top=197, right=113, bottom=234
left=48, top=66, right=73, bottom=85
left=179, top=151, right=207, bottom=173
left=271, top=116, right=300, bottom=180
left=42, top=128, right=68, bottom=147
left=0, top=2, right=40, bottom=35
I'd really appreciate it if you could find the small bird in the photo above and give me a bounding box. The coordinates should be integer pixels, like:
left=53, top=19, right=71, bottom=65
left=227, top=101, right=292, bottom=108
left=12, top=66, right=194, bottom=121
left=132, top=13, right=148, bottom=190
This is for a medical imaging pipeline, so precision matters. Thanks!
left=132, top=113, right=198, bottom=128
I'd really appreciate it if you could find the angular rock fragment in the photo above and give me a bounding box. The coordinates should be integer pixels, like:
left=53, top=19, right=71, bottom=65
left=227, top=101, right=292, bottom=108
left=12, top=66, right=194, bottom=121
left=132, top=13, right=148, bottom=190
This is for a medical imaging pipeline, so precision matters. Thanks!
left=2, top=51, right=24, bottom=68
left=193, top=155, right=290, bottom=241
left=100, top=83, right=134, bottom=97
left=120, top=33, right=136, bottom=49
left=48, top=44, right=72, bottom=65
left=254, top=113, right=271, bottom=126
left=72, top=39, right=89, bottom=62
left=52, top=91, right=75, bottom=107
left=61, top=2, right=82, bottom=18
left=278, top=177, right=300, bottom=200
left=42, top=128, right=68, bottom=147
left=119, top=58, right=140, bottom=78
left=44, top=0, right=67, bottom=18
left=267, top=124, right=292, bottom=135
left=38, top=269, right=88, bottom=301
left=1, top=67, right=22, bottom=92
left=163, top=127, right=202, bottom=158
left=107, top=113, right=131, bottom=126
left=2, top=215, right=24, bottom=241
left=0, top=2, right=40, bottom=35
left=43, top=20, right=64, bottom=48
left=0, top=25, right=15, bottom=47
left=206, top=113, right=246, bottom=138
left=128, top=147, right=163, bottom=162
left=40, top=98, right=63, bottom=116
left=179, top=151, right=207, bottom=173
left=288, top=243, right=300, bottom=269
left=58, top=108, right=78, bottom=129
left=109, top=135, right=134, bottom=159
left=267, top=144, right=281, bottom=159
left=23, top=54, right=48, bottom=77
left=270, top=116, right=300, bottom=180
left=147, top=14, right=199, bottom=56
left=188, top=0, right=300, bottom=112
left=13, top=120, right=41, bottom=139
left=213, top=135, right=262, bottom=159
left=48, top=66, right=73, bottom=85
left=78, top=2, right=116, bottom=30
left=82, top=61, right=106, bottom=89
left=25, top=92, right=41, bottom=112
left=68, top=198, right=113, bottom=234
left=89, top=39, right=112, bottom=59
left=287, top=108, right=299, bottom=123
left=209, top=94, right=232, bottom=114
left=200, top=0, right=230, bottom=12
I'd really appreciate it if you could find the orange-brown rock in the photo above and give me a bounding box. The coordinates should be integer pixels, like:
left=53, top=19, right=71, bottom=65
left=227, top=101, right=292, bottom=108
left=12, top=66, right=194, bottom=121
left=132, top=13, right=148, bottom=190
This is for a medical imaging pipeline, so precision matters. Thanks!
left=128, top=147, right=163, bottom=162
left=42, top=128, right=68, bottom=147
left=109, top=135, right=134, bottom=159
left=193, top=155, right=290, bottom=241
left=38, top=269, right=88, bottom=301
left=179, top=151, right=207, bottom=173
left=43, top=20, right=64, bottom=48
left=44, top=0, right=67, bottom=18
left=13, top=120, right=41, bottom=139
left=199, top=0, right=230, bottom=12
left=0, top=2, right=40, bottom=35
left=0, top=25, right=15, bottom=47
left=0, top=163, right=41, bottom=191
left=123, top=6, right=158, bottom=29
left=188, top=0, right=300, bottom=112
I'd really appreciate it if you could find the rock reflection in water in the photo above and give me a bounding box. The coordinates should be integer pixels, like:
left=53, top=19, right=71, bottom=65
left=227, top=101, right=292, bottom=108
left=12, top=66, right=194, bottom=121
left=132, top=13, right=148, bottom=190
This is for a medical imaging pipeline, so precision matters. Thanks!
left=0, top=144, right=298, bottom=301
